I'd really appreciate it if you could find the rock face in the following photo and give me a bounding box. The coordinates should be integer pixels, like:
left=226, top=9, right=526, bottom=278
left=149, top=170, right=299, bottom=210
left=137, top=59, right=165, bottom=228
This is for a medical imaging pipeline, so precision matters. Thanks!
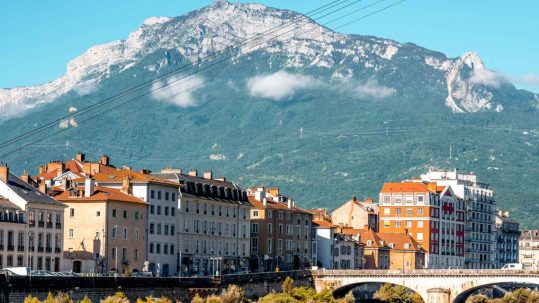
left=0, top=1, right=534, bottom=118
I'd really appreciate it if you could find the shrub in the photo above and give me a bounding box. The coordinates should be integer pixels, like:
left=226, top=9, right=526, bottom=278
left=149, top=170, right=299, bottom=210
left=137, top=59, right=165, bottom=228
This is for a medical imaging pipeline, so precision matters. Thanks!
left=78, top=297, right=93, bottom=303
left=258, top=293, right=298, bottom=303
left=23, top=296, right=41, bottom=303
left=220, top=285, right=246, bottom=303
left=374, top=284, right=423, bottom=303
left=291, top=286, right=318, bottom=301
left=335, top=291, right=355, bottom=303
left=101, top=292, right=129, bottom=303
left=282, top=277, right=295, bottom=295
left=191, top=294, right=205, bottom=303
left=206, top=294, right=223, bottom=303
left=55, top=292, right=74, bottom=303
left=467, top=295, right=489, bottom=303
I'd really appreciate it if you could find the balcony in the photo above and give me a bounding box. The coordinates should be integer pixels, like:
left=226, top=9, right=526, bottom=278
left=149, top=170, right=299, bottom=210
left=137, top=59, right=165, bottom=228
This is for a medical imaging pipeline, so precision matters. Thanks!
left=29, top=220, right=35, bottom=227
left=55, top=247, right=61, bottom=253
left=46, top=222, right=53, bottom=229
left=0, top=245, right=3, bottom=250
left=56, top=223, right=62, bottom=229
left=46, top=247, right=52, bottom=253
left=17, top=245, right=25, bottom=252
left=38, top=247, right=44, bottom=252
left=38, top=221, right=45, bottom=228
left=7, top=245, right=14, bottom=251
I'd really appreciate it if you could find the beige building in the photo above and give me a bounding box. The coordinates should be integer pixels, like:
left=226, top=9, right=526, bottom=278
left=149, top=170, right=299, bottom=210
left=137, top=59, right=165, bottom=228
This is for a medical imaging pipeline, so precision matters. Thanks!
left=55, top=178, right=147, bottom=273
left=0, top=165, right=66, bottom=272
left=519, top=230, right=539, bottom=270
left=155, top=169, right=252, bottom=276
left=0, top=197, right=28, bottom=269
left=330, top=196, right=378, bottom=232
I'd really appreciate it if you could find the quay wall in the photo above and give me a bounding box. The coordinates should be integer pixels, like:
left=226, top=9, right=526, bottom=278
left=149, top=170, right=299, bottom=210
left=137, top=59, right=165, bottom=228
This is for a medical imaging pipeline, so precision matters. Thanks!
left=0, top=270, right=313, bottom=303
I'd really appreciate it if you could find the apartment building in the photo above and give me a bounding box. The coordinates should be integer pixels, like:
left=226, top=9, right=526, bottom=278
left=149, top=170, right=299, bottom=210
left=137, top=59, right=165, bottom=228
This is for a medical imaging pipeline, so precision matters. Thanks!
left=247, top=187, right=312, bottom=272
left=519, top=230, right=539, bottom=270
left=0, top=197, right=28, bottom=269
left=55, top=178, right=147, bottom=273
left=0, top=165, right=66, bottom=271
left=357, top=227, right=390, bottom=269
left=379, top=232, right=425, bottom=270
left=495, top=210, right=520, bottom=268
left=378, top=181, right=465, bottom=269
left=313, top=220, right=335, bottom=269
left=155, top=169, right=251, bottom=276
left=421, top=169, right=496, bottom=269
left=331, top=196, right=378, bottom=231
left=89, top=169, right=179, bottom=276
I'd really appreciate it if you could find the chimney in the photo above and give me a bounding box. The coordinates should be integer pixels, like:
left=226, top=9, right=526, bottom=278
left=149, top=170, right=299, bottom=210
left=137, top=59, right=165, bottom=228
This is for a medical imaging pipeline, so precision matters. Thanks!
left=39, top=165, right=45, bottom=175
left=427, top=182, right=437, bottom=192
left=364, top=224, right=370, bottom=231
left=39, top=182, right=47, bottom=194
left=255, top=187, right=266, bottom=202
left=84, top=178, right=95, bottom=197
left=287, top=198, right=292, bottom=209
left=20, top=170, right=30, bottom=184
left=0, top=164, right=8, bottom=183
left=263, top=198, right=267, bottom=207
left=215, top=177, right=226, bottom=182
left=121, top=177, right=130, bottom=194
left=122, top=166, right=131, bottom=171
left=189, top=169, right=198, bottom=177
left=504, top=211, right=509, bottom=217
left=99, top=155, right=109, bottom=166
left=76, top=152, right=85, bottom=162
left=352, top=195, right=356, bottom=202
left=204, top=170, right=213, bottom=180
left=140, top=169, right=152, bottom=175
left=365, top=198, right=373, bottom=203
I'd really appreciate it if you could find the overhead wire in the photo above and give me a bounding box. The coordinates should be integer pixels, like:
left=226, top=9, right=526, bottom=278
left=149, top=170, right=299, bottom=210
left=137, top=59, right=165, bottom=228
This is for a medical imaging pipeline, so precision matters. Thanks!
left=0, top=0, right=407, bottom=160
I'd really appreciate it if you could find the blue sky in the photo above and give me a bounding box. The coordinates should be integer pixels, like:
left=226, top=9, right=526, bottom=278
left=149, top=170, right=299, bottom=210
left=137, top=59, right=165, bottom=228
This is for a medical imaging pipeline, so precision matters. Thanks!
left=1, top=0, right=538, bottom=92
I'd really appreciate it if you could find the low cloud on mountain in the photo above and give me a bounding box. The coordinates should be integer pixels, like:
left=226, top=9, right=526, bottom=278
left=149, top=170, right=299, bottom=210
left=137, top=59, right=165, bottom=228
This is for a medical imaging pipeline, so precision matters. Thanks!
left=246, top=70, right=319, bottom=101
left=353, top=79, right=396, bottom=99
left=150, top=75, right=205, bottom=107
left=469, top=69, right=507, bottom=88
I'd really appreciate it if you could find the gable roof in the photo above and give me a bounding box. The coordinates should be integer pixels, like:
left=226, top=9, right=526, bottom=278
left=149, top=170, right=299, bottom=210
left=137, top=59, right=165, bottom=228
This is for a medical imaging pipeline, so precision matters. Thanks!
left=378, top=232, right=423, bottom=251
left=357, top=229, right=389, bottom=249
left=312, top=220, right=335, bottom=228
left=89, top=170, right=179, bottom=187
left=55, top=186, right=146, bottom=205
left=4, top=173, right=66, bottom=207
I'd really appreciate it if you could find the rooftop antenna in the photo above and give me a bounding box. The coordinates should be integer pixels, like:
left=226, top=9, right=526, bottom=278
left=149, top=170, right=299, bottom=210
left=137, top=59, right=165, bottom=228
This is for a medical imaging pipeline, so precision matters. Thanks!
left=449, top=143, right=452, bottom=160
left=300, top=127, right=304, bottom=139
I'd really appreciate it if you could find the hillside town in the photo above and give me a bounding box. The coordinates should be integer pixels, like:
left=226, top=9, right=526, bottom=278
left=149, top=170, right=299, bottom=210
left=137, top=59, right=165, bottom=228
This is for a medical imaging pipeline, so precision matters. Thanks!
left=0, top=153, right=533, bottom=276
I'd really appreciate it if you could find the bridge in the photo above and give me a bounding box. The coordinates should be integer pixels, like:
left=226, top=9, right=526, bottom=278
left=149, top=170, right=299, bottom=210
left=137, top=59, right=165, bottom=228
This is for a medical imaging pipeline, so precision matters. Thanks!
left=312, top=269, right=539, bottom=303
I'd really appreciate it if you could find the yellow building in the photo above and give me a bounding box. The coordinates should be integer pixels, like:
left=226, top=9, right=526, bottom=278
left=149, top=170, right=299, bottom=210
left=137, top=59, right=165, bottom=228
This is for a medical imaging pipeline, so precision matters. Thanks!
left=55, top=178, right=147, bottom=274
left=379, top=232, right=425, bottom=270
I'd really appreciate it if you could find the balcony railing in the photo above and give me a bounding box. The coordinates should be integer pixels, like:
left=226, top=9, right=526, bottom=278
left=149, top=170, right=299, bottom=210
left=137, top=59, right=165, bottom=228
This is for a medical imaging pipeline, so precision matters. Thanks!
left=46, top=247, right=52, bottom=253
left=29, top=220, right=35, bottom=227
left=7, top=245, right=14, bottom=251
left=55, top=247, right=61, bottom=253
left=56, top=223, right=62, bottom=229
left=46, top=222, right=53, bottom=229
left=37, top=247, right=44, bottom=252
left=17, top=245, right=25, bottom=252
left=38, top=221, right=45, bottom=228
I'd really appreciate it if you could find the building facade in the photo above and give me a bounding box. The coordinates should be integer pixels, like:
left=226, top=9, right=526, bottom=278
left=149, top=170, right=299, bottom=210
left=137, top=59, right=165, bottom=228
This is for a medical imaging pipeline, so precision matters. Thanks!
left=378, top=181, right=465, bottom=269
left=495, top=210, right=520, bottom=268
left=0, top=165, right=66, bottom=272
left=55, top=178, right=148, bottom=273
left=246, top=187, right=312, bottom=272
left=519, top=230, right=539, bottom=270
left=90, top=169, right=179, bottom=276
left=379, top=232, right=425, bottom=270
left=358, top=228, right=390, bottom=269
left=421, top=169, right=496, bottom=269
left=0, top=197, right=28, bottom=269
left=156, top=169, right=252, bottom=276
left=330, top=196, right=378, bottom=232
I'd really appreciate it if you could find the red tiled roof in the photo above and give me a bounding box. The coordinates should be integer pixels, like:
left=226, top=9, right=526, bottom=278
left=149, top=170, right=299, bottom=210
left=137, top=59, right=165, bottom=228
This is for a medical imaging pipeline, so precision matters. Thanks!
left=378, top=233, right=422, bottom=251
left=380, top=182, right=436, bottom=193
left=313, top=220, right=335, bottom=228
left=248, top=196, right=312, bottom=215
left=55, top=186, right=146, bottom=204
left=83, top=169, right=179, bottom=186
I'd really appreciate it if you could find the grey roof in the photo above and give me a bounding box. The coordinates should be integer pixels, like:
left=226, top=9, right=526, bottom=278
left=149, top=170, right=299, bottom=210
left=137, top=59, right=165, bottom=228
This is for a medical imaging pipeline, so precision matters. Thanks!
left=6, top=173, right=66, bottom=207
left=520, top=230, right=539, bottom=241
left=0, top=197, right=23, bottom=211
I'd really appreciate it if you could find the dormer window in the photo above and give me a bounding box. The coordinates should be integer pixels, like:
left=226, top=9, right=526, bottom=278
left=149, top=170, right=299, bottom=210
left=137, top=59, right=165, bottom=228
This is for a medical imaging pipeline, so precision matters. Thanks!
left=404, top=243, right=411, bottom=249
left=366, top=240, right=372, bottom=246
left=389, top=243, right=395, bottom=249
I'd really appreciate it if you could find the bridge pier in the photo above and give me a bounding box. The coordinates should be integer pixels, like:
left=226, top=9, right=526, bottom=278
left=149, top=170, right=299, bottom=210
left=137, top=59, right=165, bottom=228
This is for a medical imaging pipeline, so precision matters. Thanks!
left=425, top=288, right=451, bottom=303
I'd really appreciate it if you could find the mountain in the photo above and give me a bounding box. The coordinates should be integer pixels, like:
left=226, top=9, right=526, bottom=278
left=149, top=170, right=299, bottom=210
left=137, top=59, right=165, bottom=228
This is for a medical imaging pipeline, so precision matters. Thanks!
left=1, top=1, right=538, bottom=227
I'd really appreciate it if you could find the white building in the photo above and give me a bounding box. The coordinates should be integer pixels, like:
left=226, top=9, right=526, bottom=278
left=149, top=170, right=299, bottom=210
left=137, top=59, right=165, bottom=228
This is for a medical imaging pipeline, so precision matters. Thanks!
left=519, top=230, right=539, bottom=270
left=0, top=165, right=66, bottom=271
left=314, top=220, right=335, bottom=269
left=421, top=169, right=496, bottom=269
left=90, top=168, right=179, bottom=276
left=155, top=169, right=252, bottom=276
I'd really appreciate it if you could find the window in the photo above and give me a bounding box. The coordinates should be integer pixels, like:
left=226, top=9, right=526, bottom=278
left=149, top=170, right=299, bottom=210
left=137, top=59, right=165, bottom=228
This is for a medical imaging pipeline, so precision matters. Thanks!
left=170, top=225, right=175, bottom=235
left=70, top=208, right=74, bottom=217
left=278, top=212, right=283, bottom=220
left=268, top=223, right=273, bottom=234
left=156, top=243, right=161, bottom=254
left=170, top=245, right=174, bottom=255
left=418, top=221, right=424, bottom=228
left=96, top=211, right=101, bottom=217
left=267, top=210, right=273, bottom=218
left=123, top=210, right=127, bottom=219
left=112, top=227, right=117, bottom=239
left=150, top=205, right=154, bottom=214
left=122, top=248, right=127, bottom=261
left=418, top=208, right=424, bottom=215
left=123, top=228, right=128, bottom=240
left=134, top=212, right=139, bottom=220
left=395, top=208, right=401, bottom=215
left=417, top=233, right=423, bottom=240
left=112, top=247, right=117, bottom=259
left=164, top=244, right=169, bottom=254
left=384, top=221, right=390, bottom=228
left=252, top=223, right=259, bottom=233
left=405, top=195, right=413, bottom=204
left=150, top=190, right=155, bottom=199
left=135, top=229, right=140, bottom=240
left=395, top=221, right=401, bottom=228
left=286, top=225, right=292, bottom=235
left=406, top=208, right=413, bottom=215
left=383, top=195, right=391, bottom=204
left=164, top=224, right=169, bottom=235
left=134, top=249, right=139, bottom=260
left=278, top=239, right=283, bottom=254
left=417, top=195, right=425, bottom=203
left=253, top=210, right=259, bottom=217
left=171, top=208, right=175, bottom=216
left=149, top=243, right=154, bottom=254
left=112, top=209, right=117, bottom=218
left=383, top=208, right=390, bottom=215
left=394, top=195, right=402, bottom=204
left=157, top=191, right=162, bottom=200
left=157, top=224, right=162, bottom=235
left=68, top=229, right=74, bottom=238
left=251, top=238, right=258, bottom=253
left=285, top=212, right=291, bottom=220
left=406, top=221, right=412, bottom=228
left=165, top=207, right=169, bottom=216
left=268, top=239, right=272, bottom=253
left=165, top=192, right=169, bottom=201
left=172, top=193, right=176, bottom=201
left=157, top=206, right=161, bottom=215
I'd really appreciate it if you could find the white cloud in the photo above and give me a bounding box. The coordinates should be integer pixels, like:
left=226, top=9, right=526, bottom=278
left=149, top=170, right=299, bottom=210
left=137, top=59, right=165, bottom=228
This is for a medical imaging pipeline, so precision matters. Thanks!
left=151, top=74, right=205, bottom=107
left=469, top=69, right=507, bottom=88
left=209, top=154, right=228, bottom=161
left=509, top=73, right=539, bottom=87
left=74, top=80, right=98, bottom=96
left=353, top=79, right=396, bottom=99
left=246, top=70, right=319, bottom=101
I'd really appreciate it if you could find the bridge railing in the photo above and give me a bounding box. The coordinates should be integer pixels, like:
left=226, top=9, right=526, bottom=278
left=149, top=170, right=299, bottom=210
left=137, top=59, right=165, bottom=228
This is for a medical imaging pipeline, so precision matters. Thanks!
left=311, top=269, right=539, bottom=276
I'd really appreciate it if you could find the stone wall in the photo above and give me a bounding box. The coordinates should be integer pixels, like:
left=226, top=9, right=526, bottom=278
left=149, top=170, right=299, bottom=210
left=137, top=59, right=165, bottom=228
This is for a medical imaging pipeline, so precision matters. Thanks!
left=0, top=270, right=312, bottom=303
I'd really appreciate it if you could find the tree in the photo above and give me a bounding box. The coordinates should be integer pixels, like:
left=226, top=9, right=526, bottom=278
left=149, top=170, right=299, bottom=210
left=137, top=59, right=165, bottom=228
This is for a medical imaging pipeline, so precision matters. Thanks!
left=77, top=297, right=93, bottom=303
left=467, top=294, right=489, bottom=303
left=220, top=284, right=246, bottom=303
left=374, top=284, right=423, bottom=303
left=258, top=293, right=298, bottom=303
left=282, top=277, right=295, bottom=295
left=23, top=296, right=41, bottom=303
left=101, top=292, right=129, bottom=303
left=191, top=294, right=205, bottom=303
left=335, top=291, right=355, bottom=303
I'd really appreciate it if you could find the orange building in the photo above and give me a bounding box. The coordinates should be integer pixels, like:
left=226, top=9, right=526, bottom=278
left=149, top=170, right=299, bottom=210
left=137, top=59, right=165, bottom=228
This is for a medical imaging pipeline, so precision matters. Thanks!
left=379, top=232, right=425, bottom=270
left=357, top=228, right=390, bottom=269
left=378, top=181, right=465, bottom=269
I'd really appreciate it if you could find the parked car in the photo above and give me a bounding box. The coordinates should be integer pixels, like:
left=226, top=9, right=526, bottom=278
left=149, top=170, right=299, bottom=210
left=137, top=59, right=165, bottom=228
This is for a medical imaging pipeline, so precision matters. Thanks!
left=501, top=263, right=523, bottom=270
